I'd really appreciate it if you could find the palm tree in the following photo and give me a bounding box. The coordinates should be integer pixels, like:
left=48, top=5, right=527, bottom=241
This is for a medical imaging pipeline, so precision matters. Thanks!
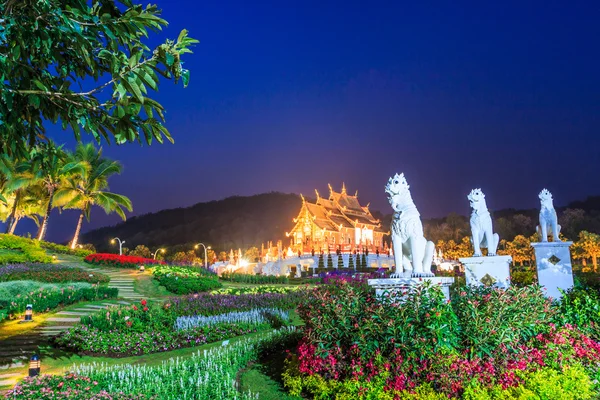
left=1, top=185, right=46, bottom=234
left=30, top=142, right=86, bottom=241
left=0, top=155, right=39, bottom=234
left=54, top=143, right=132, bottom=249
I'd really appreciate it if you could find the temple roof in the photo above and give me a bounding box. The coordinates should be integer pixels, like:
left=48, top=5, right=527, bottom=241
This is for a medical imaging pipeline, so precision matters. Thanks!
left=292, top=184, right=384, bottom=234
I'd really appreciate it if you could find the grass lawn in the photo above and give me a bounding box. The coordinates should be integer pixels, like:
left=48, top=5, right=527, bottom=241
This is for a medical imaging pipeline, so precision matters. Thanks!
left=240, top=365, right=301, bottom=400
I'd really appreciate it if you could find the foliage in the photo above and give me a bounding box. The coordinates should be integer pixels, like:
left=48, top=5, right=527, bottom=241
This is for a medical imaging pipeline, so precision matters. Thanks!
left=0, top=234, right=52, bottom=263
left=0, top=280, right=117, bottom=321
left=497, top=235, right=534, bottom=265
left=0, top=0, right=198, bottom=157
left=55, top=298, right=287, bottom=356
left=128, top=244, right=152, bottom=258
left=451, top=285, right=556, bottom=356
left=0, top=263, right=109, bottom=284
left=167, top=250, right=200, bottom=264
left=175, top=308, right=290, bottom=330
left=556, top=287, right=600, bottom=339
left=54, top=143, right=132, bottom=249
left=84, top=253, right=164, bottom=268
left=221, top=271, right=289, bottom=284
left=39, top=240, right=93, bottom=257
left=152, top=264, right=221, bottom=294
left=169, top=292, right=305, bottom=317
left=155, top=274, right=222, bottom=294
left=284, top=364, right=593, bottom=400
left=575, top=231, right=600, bottom=272
left=291, top=280, right=600, bottom=398
left=5, top=374, right=145, bottom=400
left=211, top=285, right=307, bottom=295
left=245, top=246, right=260, bottom=262
left=13, top=332, right=291, bottom=399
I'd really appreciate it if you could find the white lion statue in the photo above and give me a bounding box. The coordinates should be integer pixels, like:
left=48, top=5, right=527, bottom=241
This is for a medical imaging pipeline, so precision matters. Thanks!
left=385, top=173, right=434, bottom=277
left=468, top=189, right=499, bottom=257
left=537, top=189, right=561, bottom=242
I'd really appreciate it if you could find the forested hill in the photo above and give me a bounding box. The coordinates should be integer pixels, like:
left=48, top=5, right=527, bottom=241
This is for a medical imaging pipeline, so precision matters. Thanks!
left=81, top=192, right=303, bottom=253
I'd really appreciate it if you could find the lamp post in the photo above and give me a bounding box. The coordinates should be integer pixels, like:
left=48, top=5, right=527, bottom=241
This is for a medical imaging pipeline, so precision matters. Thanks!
left=29, top=354, right=40, bottom=377
left=152, top=248, right=165, bottom=260
left=194, top=243, right=211, bottom=268
left=111, top=237, right=125, bottom=255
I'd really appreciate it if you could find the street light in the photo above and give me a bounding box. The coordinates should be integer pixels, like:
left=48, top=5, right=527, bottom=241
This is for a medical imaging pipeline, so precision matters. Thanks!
left=111, top=237, right=125, bottom=255
left=152, top=248, right=165, bottom=260
left=194, top=243, right=211, bottom=268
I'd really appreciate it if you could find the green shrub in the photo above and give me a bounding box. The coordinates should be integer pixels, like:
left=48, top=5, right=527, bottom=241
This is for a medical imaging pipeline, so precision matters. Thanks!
left=39, top=240, right=94, bottom=257
left=0, top=264, right=110, bottom=284
left=557, top=287, right=600, bottom=339
left=152, top=265, right=222, bottom=294
left=221, top=272, right=289, bottom=284
left=0, top=234, right=52, bottom=264
left=0, top=280, right=118, bottom=320
left=156, top=274, right=222, bottom=294
left=451, top=284, right=555, bottom=356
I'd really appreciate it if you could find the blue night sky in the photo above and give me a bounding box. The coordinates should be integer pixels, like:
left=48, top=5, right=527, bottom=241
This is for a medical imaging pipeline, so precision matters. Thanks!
left=15, top=0, right=600, bottom=243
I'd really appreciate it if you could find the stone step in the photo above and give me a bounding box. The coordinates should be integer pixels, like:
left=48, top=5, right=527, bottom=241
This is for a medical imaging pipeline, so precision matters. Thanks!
left=0, top=378, right=18, bottom=386
left=0, top=373, right=20, bottom=379
left=56, top=311, right=90, bottom=316
left=45, top=317, right=80, bottom=323
left=38, top=325, right=73, bottom=330
left=0, top=362, right=24, bottom=370
left=83, top=305, right=111, bottom=309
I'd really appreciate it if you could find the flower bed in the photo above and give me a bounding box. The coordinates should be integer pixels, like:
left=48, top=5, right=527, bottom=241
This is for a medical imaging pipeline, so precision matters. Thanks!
left=0, top=281, right=118, bottom=321
left=284, top=280, right=600, bottom=398
left=152, top=265, right=222, bottom=294
left=211, top=285, right=306, bottom=295
left=54, top=298, right=294, bottom=356
left=221, top=271, right=289, bottom=284
left=12, top=330, right=294, bottom=399
left=0, top=234, right=52, bottom=264
left=175, top=308, right=289, bottom=330
left=84, top=253, right=165, bottom=268
left=169, top=291, right=305, bottom=316
left=0, top=264, right=110, bottom=284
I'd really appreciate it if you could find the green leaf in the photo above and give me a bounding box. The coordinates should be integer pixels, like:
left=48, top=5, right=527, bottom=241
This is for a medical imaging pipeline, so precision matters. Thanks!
left=181, top=69, right=190, bottom=88
left=165, top=52, right=174, bottom=67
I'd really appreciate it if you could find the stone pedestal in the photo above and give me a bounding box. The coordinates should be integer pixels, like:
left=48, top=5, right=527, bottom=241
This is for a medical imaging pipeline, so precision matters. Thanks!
left=531, top=241, right=574, bottom=300
left=367, top=276, right=455, bottom=301
left=459, top=255, right=512, bottom=289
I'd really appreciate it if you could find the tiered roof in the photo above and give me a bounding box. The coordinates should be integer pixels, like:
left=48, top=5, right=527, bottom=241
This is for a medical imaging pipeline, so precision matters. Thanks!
left=292, top=184, right=384, bottom=233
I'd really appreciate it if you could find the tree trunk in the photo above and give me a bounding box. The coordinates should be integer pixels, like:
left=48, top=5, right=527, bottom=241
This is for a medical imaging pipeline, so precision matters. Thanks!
left=70, top=211, right=84, bottom=249
left=36, top=187, right=55, bottom=241
left=594, top=255, right=598, bottom=273
left=9, top=215, right=20, bottom=235
left=5, top=190, right=20, bottom=234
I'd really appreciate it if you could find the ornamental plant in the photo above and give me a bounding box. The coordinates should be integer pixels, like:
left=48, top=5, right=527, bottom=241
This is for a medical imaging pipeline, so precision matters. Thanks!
left=152, top=265, right=221, bottom=294
left=220, top=271, right=289, bottom=284
left=0, top=264, right=110, bottom=284
left=0, top=234, right=52, bottom=264
left=84, top=253, right=165, bottom=268
left=289, top=280, right=600, bottom=398
left=0, top=281, right=118, bottom=321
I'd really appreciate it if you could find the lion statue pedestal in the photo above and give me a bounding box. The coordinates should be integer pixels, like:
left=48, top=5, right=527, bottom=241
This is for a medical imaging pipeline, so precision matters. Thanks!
left=368, top=276, right=455, bottom=301
left=531, top=189, right=573, bottom=300
left=459, top=255, right=512, bottom=289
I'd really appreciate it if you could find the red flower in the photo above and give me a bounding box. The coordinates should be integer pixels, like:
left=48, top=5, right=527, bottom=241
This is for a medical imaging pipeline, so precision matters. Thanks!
left=133, top=305, right=138, bottom=311
left=143, top=306, right=149, bottom=312
left=141, top=299, right=147, bottom=306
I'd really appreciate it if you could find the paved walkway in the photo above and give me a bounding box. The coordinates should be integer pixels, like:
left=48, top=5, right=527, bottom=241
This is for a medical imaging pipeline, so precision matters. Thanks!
left=0, top=263, right=162, bottom=385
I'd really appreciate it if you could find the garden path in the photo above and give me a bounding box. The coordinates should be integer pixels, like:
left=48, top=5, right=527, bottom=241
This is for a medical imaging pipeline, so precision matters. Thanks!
left=0, top=259, right=165, bottom=387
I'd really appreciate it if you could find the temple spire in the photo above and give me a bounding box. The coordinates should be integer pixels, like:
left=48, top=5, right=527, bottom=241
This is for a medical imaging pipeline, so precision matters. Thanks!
left=328, top=183, right=333, bottom=197
left=315, top=189, right=320, bottom=200
left=341, top=182, right=346, bottom=195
